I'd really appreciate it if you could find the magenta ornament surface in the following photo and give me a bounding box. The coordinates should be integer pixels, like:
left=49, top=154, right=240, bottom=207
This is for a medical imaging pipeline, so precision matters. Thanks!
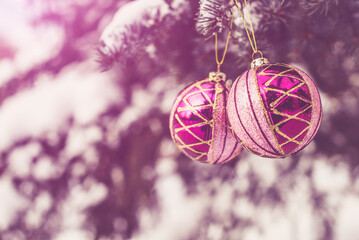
left=227, top=63, right=322, bottom=158
left=169, top=73, right=242, bottom=164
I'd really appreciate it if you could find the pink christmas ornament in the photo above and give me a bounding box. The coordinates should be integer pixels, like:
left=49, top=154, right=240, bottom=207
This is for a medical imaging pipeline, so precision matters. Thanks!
left=170, top=72, right=242, bottom=164
left=227, top=60, right=322, bottom=158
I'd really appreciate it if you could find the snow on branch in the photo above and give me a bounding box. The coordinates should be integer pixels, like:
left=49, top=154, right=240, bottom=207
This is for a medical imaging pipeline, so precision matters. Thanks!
left=98, top=0, right=186, bottom=71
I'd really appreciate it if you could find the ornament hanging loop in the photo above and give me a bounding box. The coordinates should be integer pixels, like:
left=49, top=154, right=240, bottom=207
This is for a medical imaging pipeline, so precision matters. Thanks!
left=252, top=50, right=263, bottom=60
left=251, top=56, right=269, bottom=68
left=250, top=50, right=269, bottom=68
left=235, top=0, right=267, bottom=64
left=215, top=8, right=234, bottom=73
left=234, top=0, right=258, bottom=53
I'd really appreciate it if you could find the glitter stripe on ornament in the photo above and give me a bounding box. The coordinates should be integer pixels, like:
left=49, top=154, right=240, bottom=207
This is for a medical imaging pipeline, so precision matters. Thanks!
left=231, top=70, right=279, bottom=158
left=246, top=69, right=280, bottom=155
left=210, top=83, right=242, bottom=164
left=227, top=62, right=322, bottom=158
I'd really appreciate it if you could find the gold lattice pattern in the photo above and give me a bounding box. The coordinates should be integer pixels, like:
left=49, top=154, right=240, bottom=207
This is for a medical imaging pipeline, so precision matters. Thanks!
left=257, top=64, right=313, bottom=155
left=171, top=80, right=216, bottom=161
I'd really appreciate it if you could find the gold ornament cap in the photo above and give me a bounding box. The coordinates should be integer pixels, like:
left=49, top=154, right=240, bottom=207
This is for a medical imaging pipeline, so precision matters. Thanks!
left=251, top=57, right=269, bottom=68
left=209, top=72, right=226, bottom=82
left=250, top=51, right=269, bottom=68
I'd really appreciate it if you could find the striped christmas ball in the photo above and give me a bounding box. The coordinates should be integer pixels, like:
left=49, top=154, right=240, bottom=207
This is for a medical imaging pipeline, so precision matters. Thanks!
left=227, top=61, right=322, bottom=158
left=169, top=72, right=242, bottom=164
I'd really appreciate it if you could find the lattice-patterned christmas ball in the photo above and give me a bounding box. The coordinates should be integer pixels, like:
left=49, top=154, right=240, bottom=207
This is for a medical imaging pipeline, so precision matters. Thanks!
left=169, top=72, right=242, bottom=164
left=227, top=60, right=322, bottom=158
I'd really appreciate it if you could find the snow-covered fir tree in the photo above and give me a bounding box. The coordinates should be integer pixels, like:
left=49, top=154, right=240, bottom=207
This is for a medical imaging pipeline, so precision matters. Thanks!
left=0, top=0, right=358, bottom=239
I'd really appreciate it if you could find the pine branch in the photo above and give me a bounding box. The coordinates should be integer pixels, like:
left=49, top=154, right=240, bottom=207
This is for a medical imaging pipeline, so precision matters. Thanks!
left=255, top=0, right=298, bottom=31
left=302, top=0, right=339, bottom=15
left=97, top=0, right=185, bottom=71
left=196, top=0, right=234, bottom=38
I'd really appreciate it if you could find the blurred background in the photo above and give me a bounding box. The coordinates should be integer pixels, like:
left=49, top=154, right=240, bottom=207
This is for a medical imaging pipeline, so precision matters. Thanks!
left=0, top=0, right=359, bottom=239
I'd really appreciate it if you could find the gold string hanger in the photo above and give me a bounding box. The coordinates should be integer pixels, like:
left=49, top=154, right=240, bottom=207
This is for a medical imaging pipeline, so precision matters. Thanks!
left=234, top=0, right=263, bottom=60
left=215, top=8, right=234, bottom=73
